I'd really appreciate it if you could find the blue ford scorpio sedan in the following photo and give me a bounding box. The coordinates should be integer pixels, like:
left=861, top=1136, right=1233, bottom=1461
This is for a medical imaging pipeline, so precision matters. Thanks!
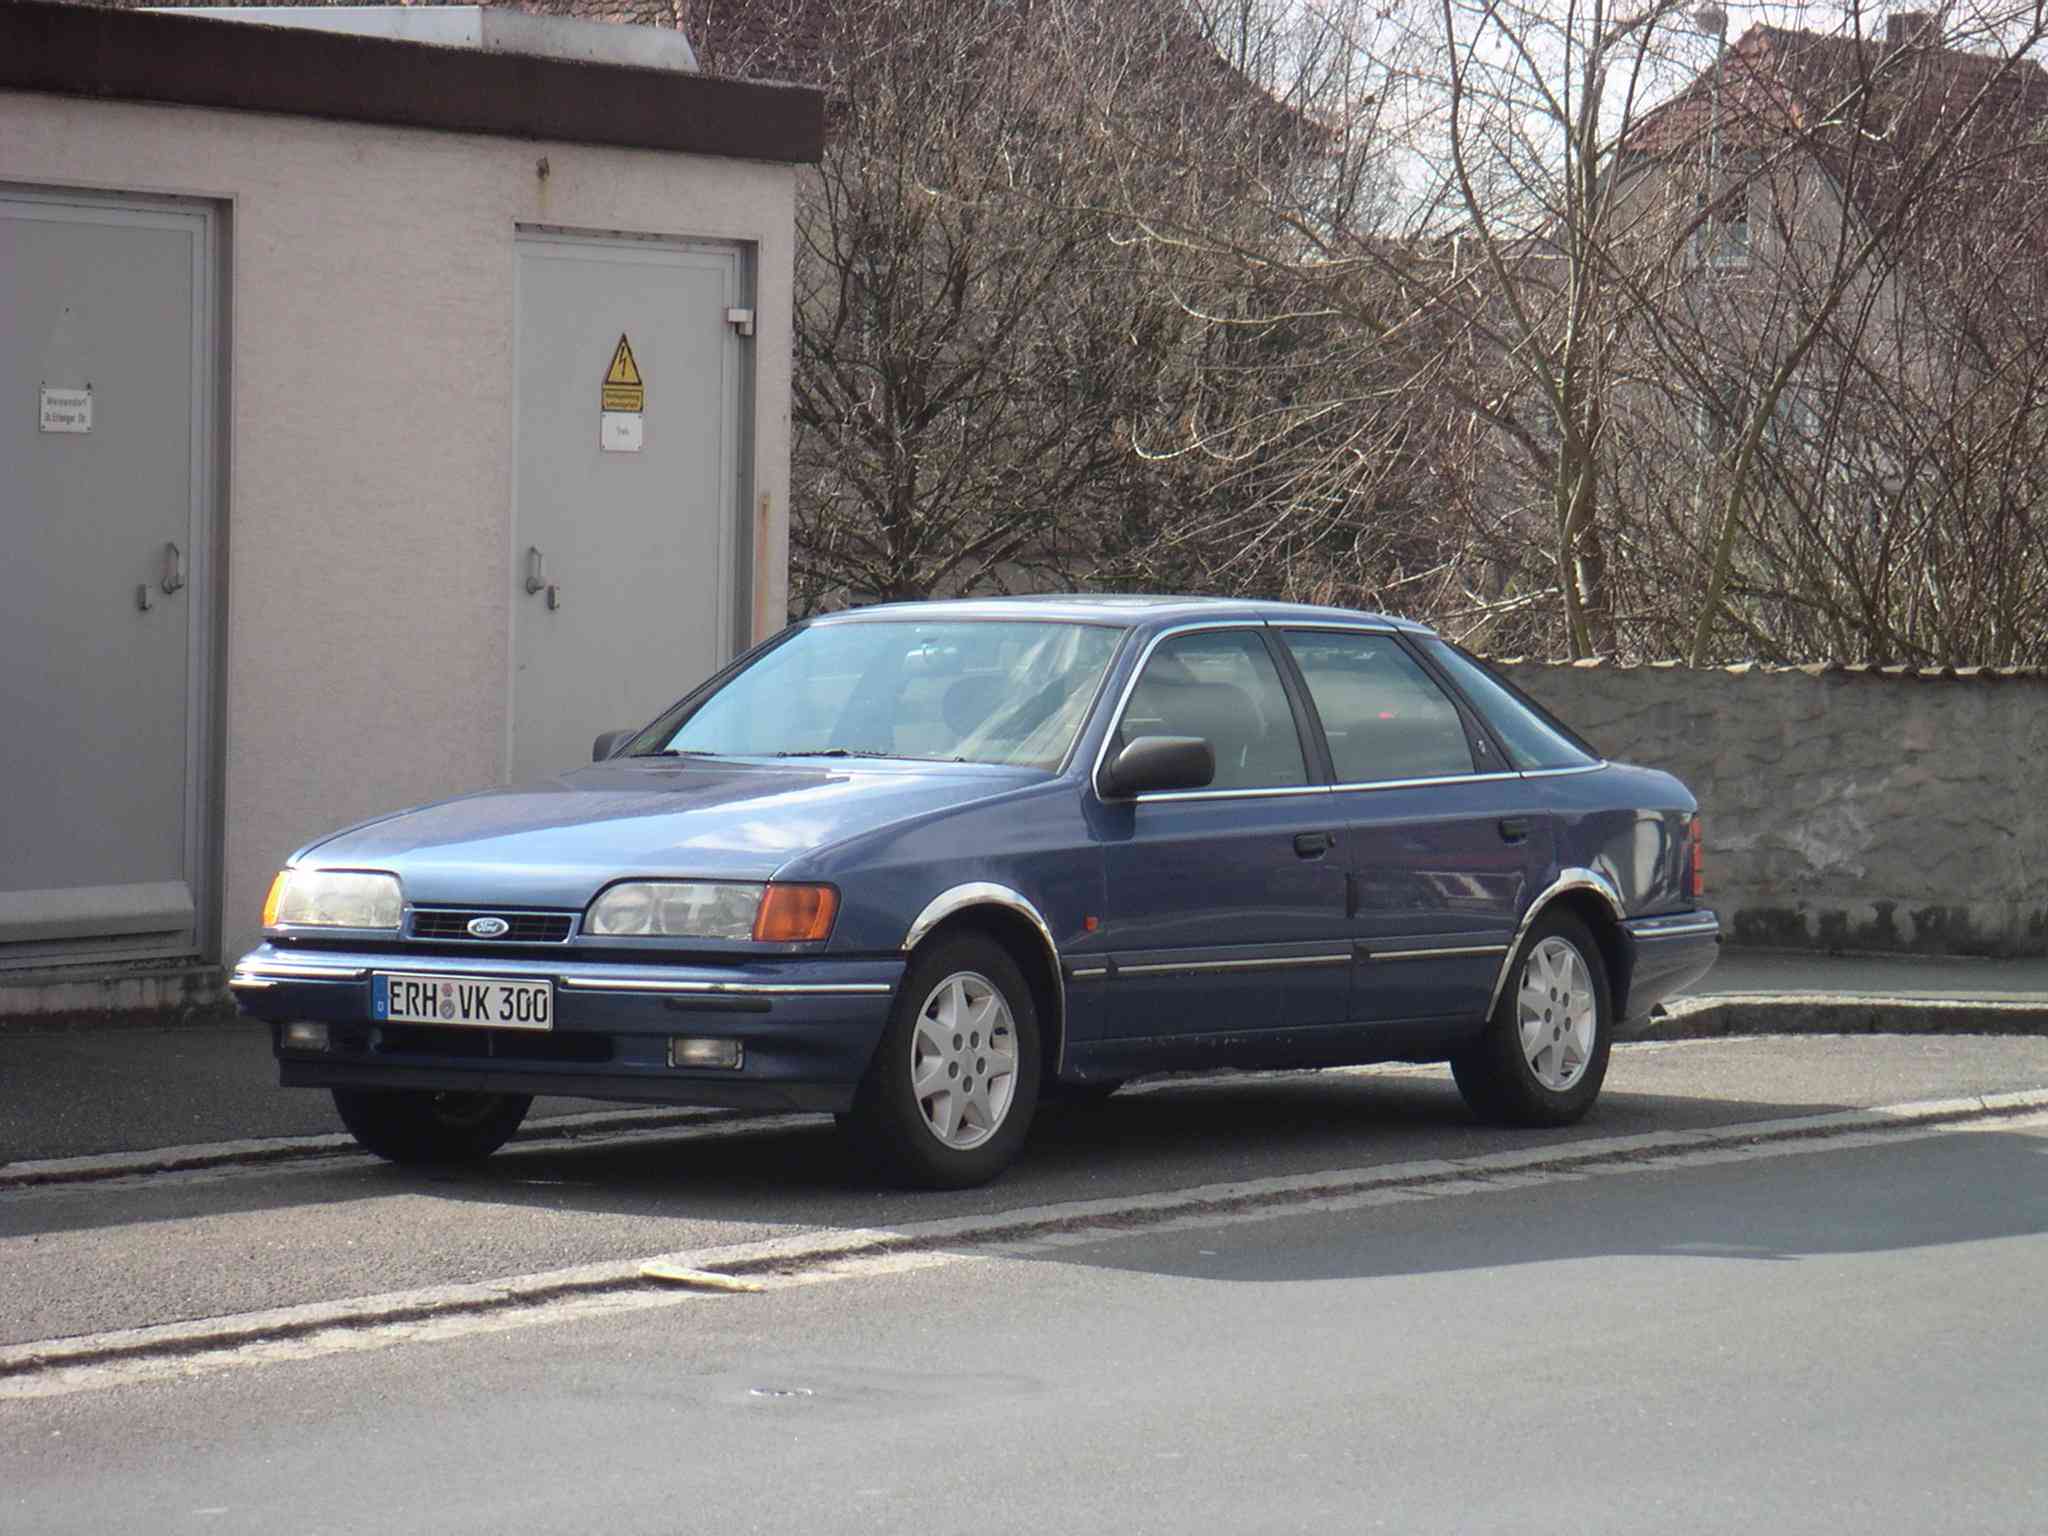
left=232, top=597, right=1720, bottom=1187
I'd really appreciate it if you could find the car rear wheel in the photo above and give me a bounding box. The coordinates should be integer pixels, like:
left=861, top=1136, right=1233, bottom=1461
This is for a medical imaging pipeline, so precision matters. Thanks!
left=1451, top=910, right=1611, bottom=1127
left=331, top=1088, right=532, bottom=1165
left=846, top=933, right=1041, bottom=1189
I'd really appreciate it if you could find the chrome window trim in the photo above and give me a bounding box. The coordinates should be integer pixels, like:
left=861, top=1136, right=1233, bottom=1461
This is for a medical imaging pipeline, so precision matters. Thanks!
left=1516, top=762, right=1610, bottom=780
left=1117, top=953, right=1351, bottom=977
left=1484, top=867, right=1628, bottom=1017
left=1328, top=770, right=1523, bottom=794
left=901, top=881, right=1067, bottom=1072
left=1089, top=620, right=1319, bottom=803
left=1136, top=784, right=1335, bottom=804
left=1369, top=944, right=1510, bottom=962
left=1271, top=622, right=1403, bottom=636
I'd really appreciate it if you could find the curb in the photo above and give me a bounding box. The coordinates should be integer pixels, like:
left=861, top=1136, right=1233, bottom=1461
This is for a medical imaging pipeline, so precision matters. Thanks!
left=1643, top=995, right=2048, bottom=1040
left=7, top=1087, right=2047, bottom=1384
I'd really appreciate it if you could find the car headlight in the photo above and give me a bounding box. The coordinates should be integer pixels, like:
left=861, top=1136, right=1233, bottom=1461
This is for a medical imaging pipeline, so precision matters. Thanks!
left=585, top=881, right=838, bottom=941
left=263, top=870, right=403, bottom=931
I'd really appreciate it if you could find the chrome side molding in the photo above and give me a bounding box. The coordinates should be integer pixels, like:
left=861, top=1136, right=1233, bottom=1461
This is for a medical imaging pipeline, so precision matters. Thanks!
left=1484, top=868, right=1628, bottom=1017
left=902, top=881, right=1067, bottom=1071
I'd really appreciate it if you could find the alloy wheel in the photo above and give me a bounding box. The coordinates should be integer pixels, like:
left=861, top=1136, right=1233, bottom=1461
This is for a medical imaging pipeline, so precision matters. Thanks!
left=1516, top=935, right=1597, bottom=1091
left=909, top=970, right=1019, bottom=1150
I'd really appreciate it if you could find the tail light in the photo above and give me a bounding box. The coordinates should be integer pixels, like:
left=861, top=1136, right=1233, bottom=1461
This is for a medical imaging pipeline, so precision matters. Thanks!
left=1687, top=815, right=1705, bottom=900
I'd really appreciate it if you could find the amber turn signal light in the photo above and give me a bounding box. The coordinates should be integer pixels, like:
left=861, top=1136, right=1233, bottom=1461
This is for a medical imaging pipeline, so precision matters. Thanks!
left=1688, top=816, right=1706, bottom=899
left=261, top=871, right=290, bottom=928
left=753, top=883, right=839, bottom=942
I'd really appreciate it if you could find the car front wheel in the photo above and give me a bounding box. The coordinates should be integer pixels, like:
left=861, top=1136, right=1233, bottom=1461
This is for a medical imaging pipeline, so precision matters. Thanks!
left=845, top=934, right=1041, bottom=1189
left=1451, top=911, right=1612, bottom=1127
left=331, top=1088, right=532, bottom=1165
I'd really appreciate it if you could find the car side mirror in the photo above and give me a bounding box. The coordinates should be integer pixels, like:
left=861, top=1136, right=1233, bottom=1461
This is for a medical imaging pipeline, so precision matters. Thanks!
left=1096, top=735, right=1215, bottom=800
left=592, top=729, right=631, bottom=762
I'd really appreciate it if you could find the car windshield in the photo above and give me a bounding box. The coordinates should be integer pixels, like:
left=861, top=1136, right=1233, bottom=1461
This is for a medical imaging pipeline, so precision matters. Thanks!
left=627, top=619, right=1127, bottom=771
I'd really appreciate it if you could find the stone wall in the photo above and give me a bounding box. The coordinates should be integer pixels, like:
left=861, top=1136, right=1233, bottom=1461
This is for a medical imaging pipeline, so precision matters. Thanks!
left=1494, top=661, right=2048, bottom=956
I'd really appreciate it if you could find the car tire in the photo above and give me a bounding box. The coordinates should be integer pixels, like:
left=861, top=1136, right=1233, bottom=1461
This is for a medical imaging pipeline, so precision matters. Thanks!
left=331, top=1088, right=532, bottom=1165
left=846, top=933, right=1041, bottom=1189
left=1451, top=910, right=1612, bottom=1127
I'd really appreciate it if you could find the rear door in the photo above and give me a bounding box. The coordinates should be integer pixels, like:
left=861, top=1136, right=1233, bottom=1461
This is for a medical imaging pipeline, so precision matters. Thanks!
left=1093, top=626, right=1349, bottom=1040
left=1276, top=627, right=1548, bottom=1027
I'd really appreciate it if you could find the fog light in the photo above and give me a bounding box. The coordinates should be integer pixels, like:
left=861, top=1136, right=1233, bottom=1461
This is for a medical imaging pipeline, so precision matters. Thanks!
left=282, top=1022, right=330, bottom=1051
left=669, top=1036, right=743, bottom=1070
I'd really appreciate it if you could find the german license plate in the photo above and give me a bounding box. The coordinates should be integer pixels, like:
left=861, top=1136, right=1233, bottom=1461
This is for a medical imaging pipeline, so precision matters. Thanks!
left=373, top=973, right=553, bottom=1031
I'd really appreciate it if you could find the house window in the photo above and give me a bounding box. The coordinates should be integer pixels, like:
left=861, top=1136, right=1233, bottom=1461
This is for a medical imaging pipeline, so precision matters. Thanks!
left=1768, top=385, right=1822, bottom=448
left=1692, top=184, right=1750, bottom=271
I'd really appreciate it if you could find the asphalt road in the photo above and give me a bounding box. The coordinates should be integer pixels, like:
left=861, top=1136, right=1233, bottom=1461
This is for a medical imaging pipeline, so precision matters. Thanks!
left=6, top=1083, right=2045, bottom=1534
left=6, top=1035, right=2048, bottom=1348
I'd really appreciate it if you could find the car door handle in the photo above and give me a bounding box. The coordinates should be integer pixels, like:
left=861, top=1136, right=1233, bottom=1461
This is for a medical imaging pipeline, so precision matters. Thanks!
left=1498, top=817, right=1532, bottom=844
left=1294, top=831, right=1332, bottom=859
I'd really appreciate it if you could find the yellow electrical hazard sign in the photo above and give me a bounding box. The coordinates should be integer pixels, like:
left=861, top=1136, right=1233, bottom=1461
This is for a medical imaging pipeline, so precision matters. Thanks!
left=602, top=333, right=645, bottom=413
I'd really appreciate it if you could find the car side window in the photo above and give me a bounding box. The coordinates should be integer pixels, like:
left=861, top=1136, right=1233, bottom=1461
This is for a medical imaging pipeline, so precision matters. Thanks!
left=1280, top=630, right=1475, bottom=783
left=1116, top=631, right=1308, bottom=791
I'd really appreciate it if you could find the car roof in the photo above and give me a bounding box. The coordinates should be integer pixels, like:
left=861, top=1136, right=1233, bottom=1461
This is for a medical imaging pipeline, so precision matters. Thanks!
left=805, top=594, right=1435, bottom=634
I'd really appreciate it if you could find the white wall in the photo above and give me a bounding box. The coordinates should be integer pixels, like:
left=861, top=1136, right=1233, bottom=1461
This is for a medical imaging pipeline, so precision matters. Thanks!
left=3, top=90, right=796, bottom=960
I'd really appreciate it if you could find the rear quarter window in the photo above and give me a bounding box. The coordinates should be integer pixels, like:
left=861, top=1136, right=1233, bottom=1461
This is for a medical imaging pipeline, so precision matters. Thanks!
left=1420, top=639, right=1601, bottom=771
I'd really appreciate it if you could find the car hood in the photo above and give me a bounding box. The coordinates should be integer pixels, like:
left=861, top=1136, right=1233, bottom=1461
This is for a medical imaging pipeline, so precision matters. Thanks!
left=296, top=758, right=1047, bottom=908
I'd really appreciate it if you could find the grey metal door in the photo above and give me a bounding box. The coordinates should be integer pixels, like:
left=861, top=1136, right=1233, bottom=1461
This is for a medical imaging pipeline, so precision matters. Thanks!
left=0, top=192, right=216, bottom=966
left=511, top=233, right=748, bottom=783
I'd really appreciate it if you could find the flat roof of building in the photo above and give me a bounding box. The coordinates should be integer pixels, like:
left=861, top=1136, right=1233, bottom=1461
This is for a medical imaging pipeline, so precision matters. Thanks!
left=0, top=1, right=821, bottom=164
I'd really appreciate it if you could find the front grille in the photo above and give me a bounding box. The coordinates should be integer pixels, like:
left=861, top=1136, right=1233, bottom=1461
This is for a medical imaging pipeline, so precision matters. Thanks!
left=410, top=909, right=575, bottom=943
left=364, top=1024, right=613, bottom=1064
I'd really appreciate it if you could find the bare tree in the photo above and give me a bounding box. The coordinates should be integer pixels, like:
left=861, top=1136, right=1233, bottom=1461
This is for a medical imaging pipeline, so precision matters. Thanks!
left=693, top=0, right=1279, bottom=612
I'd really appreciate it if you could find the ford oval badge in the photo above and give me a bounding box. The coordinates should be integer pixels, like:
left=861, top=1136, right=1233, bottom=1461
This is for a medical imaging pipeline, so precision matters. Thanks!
left=466, top=916, right=511, bottom=939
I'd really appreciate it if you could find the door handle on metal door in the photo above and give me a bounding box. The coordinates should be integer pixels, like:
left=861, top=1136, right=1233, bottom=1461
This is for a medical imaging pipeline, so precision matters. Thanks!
left=1498, top=817, right=1532, bottom=844
left=160, top=541, right=185, bottom=595
left=525, top=546, right=548, bottom=595
left=1294, top=831, right=1332, bottom=858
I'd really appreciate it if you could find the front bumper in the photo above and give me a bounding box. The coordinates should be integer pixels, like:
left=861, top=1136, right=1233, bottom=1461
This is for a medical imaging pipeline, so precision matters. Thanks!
left=230, top=943, right=906, bottom=1114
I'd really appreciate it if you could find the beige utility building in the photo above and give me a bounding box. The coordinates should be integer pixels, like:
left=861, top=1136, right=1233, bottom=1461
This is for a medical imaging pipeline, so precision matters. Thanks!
left=1, top=2, right=822, bottom=1017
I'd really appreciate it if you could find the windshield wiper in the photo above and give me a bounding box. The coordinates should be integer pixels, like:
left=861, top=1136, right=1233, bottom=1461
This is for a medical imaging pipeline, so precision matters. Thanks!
left=772, top=747, right=899, bottom=759
left=630, top=748, right=721, bottom=758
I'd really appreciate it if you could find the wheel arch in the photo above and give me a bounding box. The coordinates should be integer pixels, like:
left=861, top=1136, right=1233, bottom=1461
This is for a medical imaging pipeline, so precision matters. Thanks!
left=1488, top=869, right=1634, bottom=1021
left=901, top=883, right=1066, bottom=1083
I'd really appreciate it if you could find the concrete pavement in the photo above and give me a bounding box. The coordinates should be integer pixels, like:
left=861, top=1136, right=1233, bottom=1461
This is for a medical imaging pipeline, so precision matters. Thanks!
left=3, top=948, right=2046, bottom=1166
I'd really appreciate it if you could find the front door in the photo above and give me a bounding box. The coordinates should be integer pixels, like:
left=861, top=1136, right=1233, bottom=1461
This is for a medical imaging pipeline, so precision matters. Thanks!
left=511, top=233, right=748, bottom=783
left=1095, top=627, right=1350, bottom=1041
left=1, top=191, right=216, bottom=966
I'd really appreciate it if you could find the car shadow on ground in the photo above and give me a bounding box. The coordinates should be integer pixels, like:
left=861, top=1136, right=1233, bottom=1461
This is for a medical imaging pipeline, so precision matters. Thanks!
left=0, top=1069, right=1860, bottom=1243
left=1022, top=1118, right=2048, bottom=1285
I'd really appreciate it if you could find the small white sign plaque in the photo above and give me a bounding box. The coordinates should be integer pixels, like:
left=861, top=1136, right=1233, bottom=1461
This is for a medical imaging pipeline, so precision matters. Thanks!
left=600, top=411, right=644, bottom=453
left=40, top=387, right=93, bottom=434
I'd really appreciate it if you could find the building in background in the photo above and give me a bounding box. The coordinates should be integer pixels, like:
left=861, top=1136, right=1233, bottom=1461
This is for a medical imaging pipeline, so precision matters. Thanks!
left=2, top=2, right=822, bottom=1018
